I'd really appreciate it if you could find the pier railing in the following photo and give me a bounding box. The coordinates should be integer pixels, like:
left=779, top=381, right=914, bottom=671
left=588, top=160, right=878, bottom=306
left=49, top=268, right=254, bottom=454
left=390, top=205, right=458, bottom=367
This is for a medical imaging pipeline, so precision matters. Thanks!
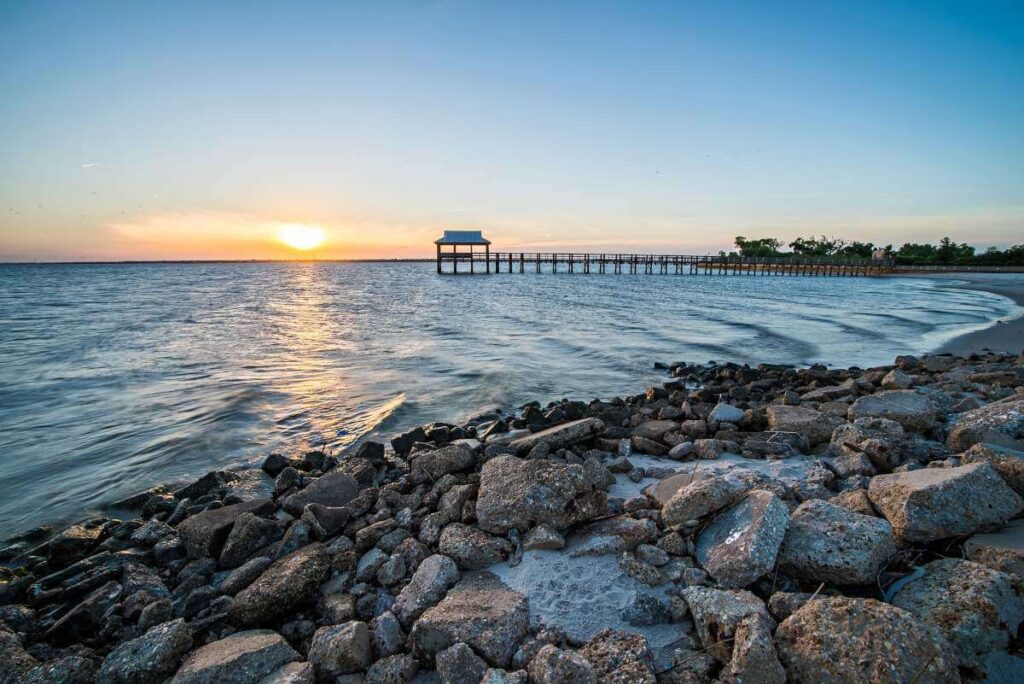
left=437, top=251, right=892, bottom=276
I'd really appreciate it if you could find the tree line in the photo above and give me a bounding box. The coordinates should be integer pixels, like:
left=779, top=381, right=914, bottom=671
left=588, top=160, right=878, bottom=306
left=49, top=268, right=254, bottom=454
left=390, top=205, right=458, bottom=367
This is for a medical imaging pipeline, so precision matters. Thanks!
left=729, top=235, right=1024, bottom=266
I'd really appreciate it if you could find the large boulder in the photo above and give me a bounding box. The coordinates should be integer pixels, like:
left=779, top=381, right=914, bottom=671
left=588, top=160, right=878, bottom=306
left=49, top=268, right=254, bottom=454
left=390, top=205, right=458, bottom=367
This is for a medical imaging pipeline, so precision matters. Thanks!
left=766, top=405, right=843, bottom=447
left=728, top=613, right=785, bottom=684
left=98, top=619, right=193, bottom=684
left=527, top=645, right=596, bottom=683
left=778, top=499, right=896, bottom=585
left=177, top=499, right=274, bottom=559
left=660, top=470, right=777, bottom=528
left=774, top=598, right=957, bottom=683
left=681, top=587, right=771, bottom=662
left=948, top=396, right=1024, bottom=452
left=694, top=490, right=789, bottom=588
left=476, top=455, right=605, bottom=533
left=438, top=524, right=511, bottom=570
left=508, top=418, right=605, bottom=455
left=577, top=629, right=655, bottom=681
left=848, top=390, right=937, bottom=432
left=965, top=518, right=1024, bottom=581
left=170, top=630, right=299, bottom=684
left=392, top=554, right=460, bottom=628
left=410, top=444, right=476, bottom=484
left=830, top=417, right=907, bottom=472
left=867, top=463, right=1022, bottom=542
left=229, top=543, right=331, bottom=626
left=282, top=472, right=359, bottom=517
left=631, top=420, right=678, bottom=441
left=411, top=572, right=529, bottom=667
left=960, top=442, right=1024, bottom=496
left=307, top=621, right=371, bottom=679
left=890, top=558, right=1024, bottom=673
left=218, top=513, right=282, bottom=569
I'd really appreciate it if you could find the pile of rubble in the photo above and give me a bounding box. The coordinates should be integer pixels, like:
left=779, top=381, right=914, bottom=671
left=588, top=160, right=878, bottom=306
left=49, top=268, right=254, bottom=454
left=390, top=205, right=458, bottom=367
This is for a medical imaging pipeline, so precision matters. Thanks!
left=2, top=351, right=1024, bottom=683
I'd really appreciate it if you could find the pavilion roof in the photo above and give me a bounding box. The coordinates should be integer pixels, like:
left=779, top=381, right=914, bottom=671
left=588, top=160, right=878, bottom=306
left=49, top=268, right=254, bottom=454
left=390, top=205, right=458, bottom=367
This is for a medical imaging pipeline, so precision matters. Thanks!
left=435, top=230, right=491, bottom=245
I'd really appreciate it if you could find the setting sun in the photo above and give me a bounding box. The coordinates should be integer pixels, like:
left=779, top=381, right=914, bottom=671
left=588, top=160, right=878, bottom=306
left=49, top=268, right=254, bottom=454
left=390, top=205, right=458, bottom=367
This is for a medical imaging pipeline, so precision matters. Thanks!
left=278, top=224, right=326, bottom=251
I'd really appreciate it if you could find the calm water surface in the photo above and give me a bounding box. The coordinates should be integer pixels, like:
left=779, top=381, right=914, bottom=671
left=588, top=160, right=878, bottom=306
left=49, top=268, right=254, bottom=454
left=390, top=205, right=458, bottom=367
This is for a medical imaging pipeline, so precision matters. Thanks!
left=0, top=262, right=1018, bottom=537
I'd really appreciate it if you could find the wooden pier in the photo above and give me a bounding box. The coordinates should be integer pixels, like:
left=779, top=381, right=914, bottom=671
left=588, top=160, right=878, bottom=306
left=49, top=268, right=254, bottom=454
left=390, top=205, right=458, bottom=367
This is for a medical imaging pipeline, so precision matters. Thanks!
left=438, top=251, right=893, bottom=276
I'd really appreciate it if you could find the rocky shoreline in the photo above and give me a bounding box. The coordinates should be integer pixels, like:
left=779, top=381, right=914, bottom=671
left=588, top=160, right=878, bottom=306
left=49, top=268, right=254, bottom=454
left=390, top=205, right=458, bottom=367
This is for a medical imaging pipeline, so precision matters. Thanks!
left=2, top=351, right=1024, bottom=683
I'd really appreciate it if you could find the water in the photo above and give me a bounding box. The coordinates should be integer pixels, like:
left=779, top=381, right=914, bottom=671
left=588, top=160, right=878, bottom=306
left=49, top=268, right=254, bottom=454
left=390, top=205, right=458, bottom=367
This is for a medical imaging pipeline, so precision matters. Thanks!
left=0, top=262, right=1018, bottom=538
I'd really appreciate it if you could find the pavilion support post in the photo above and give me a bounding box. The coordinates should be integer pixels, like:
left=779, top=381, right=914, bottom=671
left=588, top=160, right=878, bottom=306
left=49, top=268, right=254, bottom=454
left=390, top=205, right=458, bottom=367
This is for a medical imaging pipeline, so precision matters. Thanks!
left=436, top=244, right=441, bottom=274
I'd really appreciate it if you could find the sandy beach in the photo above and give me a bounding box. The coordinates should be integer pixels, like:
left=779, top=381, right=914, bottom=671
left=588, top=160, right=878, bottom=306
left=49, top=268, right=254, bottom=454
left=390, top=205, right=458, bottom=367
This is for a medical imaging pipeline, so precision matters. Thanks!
left=926, top=273, right=1024, bottom=355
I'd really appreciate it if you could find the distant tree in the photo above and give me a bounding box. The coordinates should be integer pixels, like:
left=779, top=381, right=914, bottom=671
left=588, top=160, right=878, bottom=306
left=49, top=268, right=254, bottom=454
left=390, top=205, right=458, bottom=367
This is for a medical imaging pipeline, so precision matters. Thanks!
left=789, top=235, right=847, bottom=256
left=836, top=241, right=876, bottom=259
left=734, top=236, right=783, bottom=257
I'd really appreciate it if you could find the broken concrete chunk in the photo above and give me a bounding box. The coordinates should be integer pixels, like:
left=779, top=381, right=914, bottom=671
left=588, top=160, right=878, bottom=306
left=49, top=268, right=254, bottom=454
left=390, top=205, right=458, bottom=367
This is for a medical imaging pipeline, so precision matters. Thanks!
left=848, top=390, right=937, bottom=432
left=508, top=418, right=605, bottom=456
left=169, top=629, right=299, bottom=684
left=948, top=396, right=1024, bottom=452
left=867, top=463, right=1022, bottom=542
left=476, top=455, right=605, bottom=533
left=774, top=598, right=957, bottom=683
left=890, top=558, right=1024, bottom=673
left=411, top=572, right=529, bottom=668
left=778, top=499, right=896, bottom=585
left=694, top=490, right=789, bottom=588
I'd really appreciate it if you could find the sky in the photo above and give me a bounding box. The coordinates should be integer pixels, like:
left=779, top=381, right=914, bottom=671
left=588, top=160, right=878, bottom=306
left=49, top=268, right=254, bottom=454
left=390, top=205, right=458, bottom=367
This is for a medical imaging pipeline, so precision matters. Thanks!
left=1, top=1, right=1022, bottom=261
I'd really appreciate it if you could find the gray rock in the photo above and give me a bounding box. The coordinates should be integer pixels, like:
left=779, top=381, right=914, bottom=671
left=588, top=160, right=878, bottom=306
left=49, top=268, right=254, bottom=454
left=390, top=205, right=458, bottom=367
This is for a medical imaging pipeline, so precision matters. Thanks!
left=965, top=519, right=1024, bottom=581
left=411, top=572, right=529, bottom=667
left=0, top=628, right=39, bottom=683
left=370, top=611, right=406, bottom=658
left=130, top=519, right=174, bottom=547
left=960, top=442, right=1024, bottom=496
left=774, top=598, right=958, bottom=683
left=98, top=618, right=193, bottom=684
left=681, top=586, right=771, bottom=662
left=170, top=630, right=299, bottom=684
left=229, top=543, right=331, bottom=626
left=47, top=522, right=104, bottom=568
left=508, top=418, right=605, bottom=455
left=219, top=513, right=281, bottom=569
left=880, top=368, right=913, bottom=389
left=410, top=444, right=476, bottom=484
left=527, top=645, right=596, bottom=683
left=356, top=548, right=389, bottom=582
left=694, top=490, right=789, bottom=588
left=728, top=613, right=785, bottom=684
left=438, top=523, right=512, bottom=570
left=392, top=554, right=460, bottom=628
left=890, top=558, right=1024, bottom=672
left=282, top=472, right=359, bottom=517
left=948, top=396, right=1024, bottom=452
left=848, top=390, right=937, bottom=432
left=437, top=642, right=488, bottom=683
left=257, top=662, right=314, bottom=684
left=481, top=668, right=528, bottom=683
left=576, top=629, right=655, bottom=681
left=523, top=524, right=565, bottom=551
left=660, top=470, right=775, bottom=529
left=709, top=403, right=745, bottom=424
left=476, top=455, right=605, bottom=534
left=830, top=417, right=907, bottom=472
left=365, top=654, right=418, bottom=684
left=301, top=503, right=349, bottom=539
left=868, top=462, right=1022, bottom=542
left=766, top=405, right=843, bottom=446
left=220, top=556, right=273, bottom=595
left=778, top=499, right=896, bottom=585
left=177, top=499, right=274, bottom=559
left=307, top=621, right=371, bottom=679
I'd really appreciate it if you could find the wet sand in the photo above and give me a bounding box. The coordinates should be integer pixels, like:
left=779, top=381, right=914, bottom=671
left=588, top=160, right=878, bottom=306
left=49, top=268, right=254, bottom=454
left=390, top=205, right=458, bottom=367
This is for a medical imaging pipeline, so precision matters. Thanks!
left=927, top=273, right=1024, bottom=355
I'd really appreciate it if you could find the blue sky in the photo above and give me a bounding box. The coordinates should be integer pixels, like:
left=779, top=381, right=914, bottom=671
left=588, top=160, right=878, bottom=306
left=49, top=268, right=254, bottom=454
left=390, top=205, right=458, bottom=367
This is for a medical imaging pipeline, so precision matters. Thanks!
left=1, top=1, right=1022, bottom=259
